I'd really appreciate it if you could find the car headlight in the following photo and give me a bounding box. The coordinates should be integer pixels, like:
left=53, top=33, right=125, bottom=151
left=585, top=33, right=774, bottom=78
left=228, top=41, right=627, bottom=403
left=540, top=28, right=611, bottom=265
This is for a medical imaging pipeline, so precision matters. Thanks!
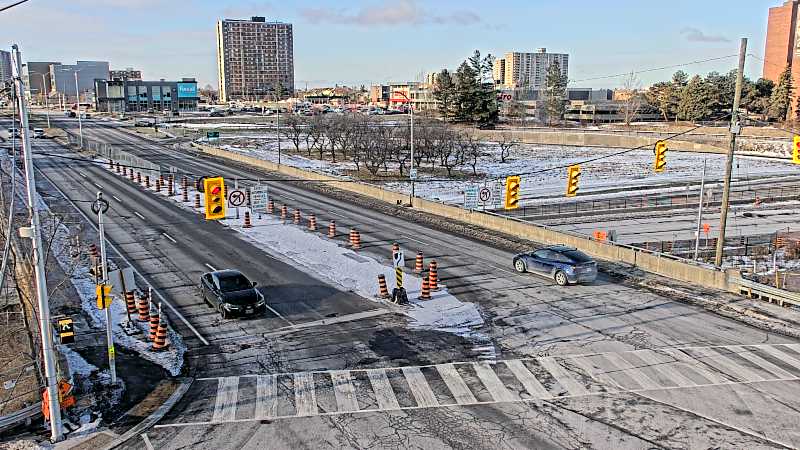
left=223, top=303, right=239, bottom=310
left=564, top=266, right=574, bottom=273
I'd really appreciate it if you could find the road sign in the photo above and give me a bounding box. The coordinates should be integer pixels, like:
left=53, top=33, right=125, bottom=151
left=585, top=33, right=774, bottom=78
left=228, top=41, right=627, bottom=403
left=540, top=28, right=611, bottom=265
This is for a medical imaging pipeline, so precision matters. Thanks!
left=207, top=131, right=220, bottom=141
left=107, top=267, right=135, bottom=295
left=491, top=182, right=502, bottom=209
left=228, top=189, right=246, bottom=207
left=251, top=185, right=269, bottom=213
left=479, top=187, right=491, bottom=203
left=57, top=318, right=74, bottom=345
left=91, top=198, right=109, bottom=214
left=409, top=168, right=418, bottom=180
left=702, top=223, right=711, bottom=234
left=96, top=284, right=112, bottom=309
left=393, top=250, right=404, bottom=268
left=464, top=185, right=479, bottom=210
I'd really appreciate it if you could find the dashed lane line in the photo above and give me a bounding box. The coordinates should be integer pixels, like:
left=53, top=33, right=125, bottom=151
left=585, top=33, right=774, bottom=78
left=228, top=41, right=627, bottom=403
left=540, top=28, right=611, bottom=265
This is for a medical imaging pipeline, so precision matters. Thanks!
left=134, top=211, right=145, bottom=220
left=93, top=182, right=103, bottom=189
left=112, top=195, right=122, bottom=202
left=204, top=263, right=217, bottom=271
left=162, top=233, right=177, bottom=244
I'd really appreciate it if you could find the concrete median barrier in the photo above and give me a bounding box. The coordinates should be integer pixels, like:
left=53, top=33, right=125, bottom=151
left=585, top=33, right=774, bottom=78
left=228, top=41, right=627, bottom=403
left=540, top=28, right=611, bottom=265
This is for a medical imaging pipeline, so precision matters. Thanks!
left=192, top=142, right=737, bottom=292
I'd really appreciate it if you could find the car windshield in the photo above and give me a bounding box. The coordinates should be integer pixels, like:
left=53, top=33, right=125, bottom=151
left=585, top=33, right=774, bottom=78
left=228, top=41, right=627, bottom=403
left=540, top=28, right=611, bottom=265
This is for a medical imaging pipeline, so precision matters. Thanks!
left=217, top=273, right=252, bottom=292
left=563, top=250, right=592, bottom=263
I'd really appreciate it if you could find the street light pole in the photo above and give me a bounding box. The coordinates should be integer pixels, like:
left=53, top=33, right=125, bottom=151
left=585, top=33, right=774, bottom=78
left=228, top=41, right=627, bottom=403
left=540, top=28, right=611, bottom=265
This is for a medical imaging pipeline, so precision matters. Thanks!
left=394, top=90, right=415, bottom=206
left=75, top=71, right=83, bottom=148
left=41, top=74, right=50, bottom=129
left=11, top=44, right=63, bottom=443
left=96, top=192, right=117, bottom=383
left=693, top=159, right=707, bottom=260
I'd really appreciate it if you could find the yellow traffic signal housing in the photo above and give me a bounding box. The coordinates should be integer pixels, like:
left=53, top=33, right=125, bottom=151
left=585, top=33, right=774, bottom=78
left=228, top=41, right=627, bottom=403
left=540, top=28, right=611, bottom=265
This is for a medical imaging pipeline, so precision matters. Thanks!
left=95, top=284, right=112, bottom=309
left=566, top=165, right=581, bottom=197
left=204, top=177, right=226, bottom=220
left=504, top=175, right=521, bottom=210
left=654, top=140, right=667, bottom=172
left=793, top=135, right=800, bottom=164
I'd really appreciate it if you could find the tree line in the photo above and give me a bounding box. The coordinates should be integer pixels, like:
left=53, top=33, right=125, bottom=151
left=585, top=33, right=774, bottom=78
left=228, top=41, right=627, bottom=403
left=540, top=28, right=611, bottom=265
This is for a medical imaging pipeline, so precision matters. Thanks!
left=280, top=114, right=515, bottom=177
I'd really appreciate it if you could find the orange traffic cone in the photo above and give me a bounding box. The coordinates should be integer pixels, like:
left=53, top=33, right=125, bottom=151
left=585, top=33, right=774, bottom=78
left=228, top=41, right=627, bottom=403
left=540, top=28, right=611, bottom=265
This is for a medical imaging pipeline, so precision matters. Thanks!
left=377, top=274, right=390, bottom=298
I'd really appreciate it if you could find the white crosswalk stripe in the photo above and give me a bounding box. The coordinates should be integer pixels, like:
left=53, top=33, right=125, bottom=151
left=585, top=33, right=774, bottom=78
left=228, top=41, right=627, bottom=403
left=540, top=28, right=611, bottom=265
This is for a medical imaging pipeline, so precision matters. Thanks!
left=437, top=364, right=477, bottom=405
left=212, top=377, right=239, bottom=423
left=169, top=344, right=800, bottom=428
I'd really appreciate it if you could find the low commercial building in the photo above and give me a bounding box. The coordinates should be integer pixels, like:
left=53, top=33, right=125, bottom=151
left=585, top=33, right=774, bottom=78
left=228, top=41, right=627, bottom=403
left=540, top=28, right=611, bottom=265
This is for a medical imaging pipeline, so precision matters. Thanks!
left=110, top=68, right=142, bottom=81
left=564, top=101, right=660, bottom=123
left=94, top=78, right=199, bottom=113
left=50, top=61, right=109, bottom=102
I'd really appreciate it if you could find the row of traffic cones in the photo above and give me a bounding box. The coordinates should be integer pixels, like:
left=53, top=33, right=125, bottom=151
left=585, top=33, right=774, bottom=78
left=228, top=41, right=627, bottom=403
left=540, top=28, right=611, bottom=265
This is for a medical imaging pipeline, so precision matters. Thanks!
left=134, top=289, right=169, bottom=351
left=108, top=161, right=195, bottom=206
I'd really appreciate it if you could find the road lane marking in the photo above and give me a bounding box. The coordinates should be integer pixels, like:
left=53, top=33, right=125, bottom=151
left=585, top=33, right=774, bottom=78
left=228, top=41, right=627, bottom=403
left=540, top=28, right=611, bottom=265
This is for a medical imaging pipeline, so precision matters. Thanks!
left=112, top=195, right=122, bottom=202
left=633, top=350, right=698, bottom=388
left=538, top=357, right=589, bottom=396
left=255, top=375, right=278, bottom=420
left=402, top=235, right=430, bottom=246
left=93, top=182, right=103, bottom=189
left=212, top=377, right=239, bottom=423
left=327, top=210, right=346, bottom=218
left=402, top=367, right=438, bottom=407
left=504, top=360, right=551, bottom=399
left=726, top=346, right=794, bottom=379
left=367, top=369, right=401, bottom=411
left=294, top=373, right=317, bottom=417
left=437, top=364, right=477, bottom=405
left=204, top=263, right=217, bottom=271
left=140, top=433, right=154, bottom=450
left=687, top=347, right=766, bottom=383
left=263, top=309, right=391, bottom=335
left=473, top=362, right=516, bottom=403
left=134, top=211, right=145, bottom=220
left=162, top=233, right=177, bottom=244
left=330, top=371, right=359, bottom=412
left=35, top=166, right=209, bottom=346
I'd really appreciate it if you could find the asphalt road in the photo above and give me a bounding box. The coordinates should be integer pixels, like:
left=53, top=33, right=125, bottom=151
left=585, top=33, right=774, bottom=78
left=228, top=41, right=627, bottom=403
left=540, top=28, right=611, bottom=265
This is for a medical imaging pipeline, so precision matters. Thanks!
left=18, top=117, right=800, bottom=449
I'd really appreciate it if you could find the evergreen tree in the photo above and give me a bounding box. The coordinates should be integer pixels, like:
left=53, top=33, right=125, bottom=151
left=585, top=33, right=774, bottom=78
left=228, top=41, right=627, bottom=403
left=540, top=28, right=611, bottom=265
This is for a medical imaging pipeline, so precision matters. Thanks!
left=543, top=61, right=567, bottom=125
left=432, top=69, right=456, bottom=121
left=769, top=64, right=793, bottom=121
left=454, top=61, right=478, bottom=122
left=467, top=50, right=498, bottom=126
left=677, top=75, right=712, bottom=122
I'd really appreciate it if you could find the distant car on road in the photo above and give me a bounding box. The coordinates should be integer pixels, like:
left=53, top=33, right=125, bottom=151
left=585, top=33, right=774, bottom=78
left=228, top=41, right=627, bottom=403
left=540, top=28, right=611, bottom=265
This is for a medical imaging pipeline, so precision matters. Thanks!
left=512, top=245, right=597, bottom=286
left=32, top=128, right=45, bottom=138
left=209, top=110, right=225, bottom=117
left=201, top=269, right=266, bottom=319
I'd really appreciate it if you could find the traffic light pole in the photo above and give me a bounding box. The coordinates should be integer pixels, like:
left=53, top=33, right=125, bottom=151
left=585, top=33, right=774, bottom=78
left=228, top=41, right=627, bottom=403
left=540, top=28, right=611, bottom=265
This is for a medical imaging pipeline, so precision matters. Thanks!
left=96, top=192, right=117, bottom=383
left=11, top=44, right=63, bottom=443
left=715, top=38, right=747, bottom=267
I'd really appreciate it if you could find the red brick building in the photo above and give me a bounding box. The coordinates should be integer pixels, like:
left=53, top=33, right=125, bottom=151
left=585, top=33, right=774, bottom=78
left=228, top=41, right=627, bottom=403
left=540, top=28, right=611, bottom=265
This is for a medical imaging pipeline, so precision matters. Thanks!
left=764, top=1, right=800, bottom=114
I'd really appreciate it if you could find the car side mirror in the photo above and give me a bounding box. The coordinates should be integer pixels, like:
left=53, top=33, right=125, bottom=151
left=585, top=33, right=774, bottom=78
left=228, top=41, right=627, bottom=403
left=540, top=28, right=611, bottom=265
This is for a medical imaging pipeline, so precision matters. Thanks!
left=252, top=281, right=258, bottom=287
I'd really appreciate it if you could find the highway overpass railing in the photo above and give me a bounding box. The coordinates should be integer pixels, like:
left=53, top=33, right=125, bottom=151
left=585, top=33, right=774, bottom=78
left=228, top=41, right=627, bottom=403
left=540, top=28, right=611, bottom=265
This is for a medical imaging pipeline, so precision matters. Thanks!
left=733, top=277, right=800, bottom=308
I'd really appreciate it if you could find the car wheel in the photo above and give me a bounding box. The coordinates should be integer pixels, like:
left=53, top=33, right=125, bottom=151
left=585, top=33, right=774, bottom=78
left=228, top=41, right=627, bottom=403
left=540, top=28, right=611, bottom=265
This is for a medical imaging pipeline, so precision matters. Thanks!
left=219, top=304, right=229, bottom=319
left=202, top=286, right=210, bottom=307
left=554, top=271, right=569, bottom=286
left=514, top=259, right=526, bottom=273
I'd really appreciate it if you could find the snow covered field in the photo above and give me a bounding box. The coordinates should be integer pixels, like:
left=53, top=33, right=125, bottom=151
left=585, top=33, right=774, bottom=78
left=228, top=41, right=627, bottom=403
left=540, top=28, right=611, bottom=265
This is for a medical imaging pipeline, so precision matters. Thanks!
left=209, top=136, right=799, bottom=207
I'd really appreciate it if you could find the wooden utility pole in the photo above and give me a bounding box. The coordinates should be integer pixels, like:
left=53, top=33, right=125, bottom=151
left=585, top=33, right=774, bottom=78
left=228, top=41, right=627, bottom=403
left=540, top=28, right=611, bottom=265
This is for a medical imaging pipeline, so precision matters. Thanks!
left=715, top=38, right=747, bottom=267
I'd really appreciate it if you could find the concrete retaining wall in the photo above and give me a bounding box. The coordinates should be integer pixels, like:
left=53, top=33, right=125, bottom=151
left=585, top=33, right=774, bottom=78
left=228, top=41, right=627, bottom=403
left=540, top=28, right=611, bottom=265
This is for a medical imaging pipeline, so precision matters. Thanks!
left=193, top=143, right=736, bottom=292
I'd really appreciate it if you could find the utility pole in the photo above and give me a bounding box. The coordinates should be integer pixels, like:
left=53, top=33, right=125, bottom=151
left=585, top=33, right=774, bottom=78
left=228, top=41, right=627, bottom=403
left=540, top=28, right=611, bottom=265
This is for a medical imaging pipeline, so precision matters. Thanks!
left=75, top=71, right=83, bottom=148
left=715, top=38, right=747, bottom=267
left=11, top=44, right=63, bottom=443
left=41, top=74, right=50, bottom=129
left=95, top=192, right=117, bottom=383
left=694, top=159, right=707, bottom=260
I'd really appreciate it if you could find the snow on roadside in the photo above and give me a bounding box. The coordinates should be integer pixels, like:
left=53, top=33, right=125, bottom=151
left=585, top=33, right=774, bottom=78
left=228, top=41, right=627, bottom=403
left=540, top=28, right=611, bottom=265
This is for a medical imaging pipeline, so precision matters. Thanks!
left=107, top=165, right=485, bottom=337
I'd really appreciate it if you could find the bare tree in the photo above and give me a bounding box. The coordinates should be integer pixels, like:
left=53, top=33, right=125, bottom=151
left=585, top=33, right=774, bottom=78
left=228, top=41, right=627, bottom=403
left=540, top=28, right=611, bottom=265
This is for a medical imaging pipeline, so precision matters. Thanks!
left=621, top=71, right=643, bottom=127
left=463, top=132, right=485, bottom=176
left=438, top=130, right=464, bottom=177
left=497, top=132, right=516, bottom=163
left=281, top=115, right=307, bottom=152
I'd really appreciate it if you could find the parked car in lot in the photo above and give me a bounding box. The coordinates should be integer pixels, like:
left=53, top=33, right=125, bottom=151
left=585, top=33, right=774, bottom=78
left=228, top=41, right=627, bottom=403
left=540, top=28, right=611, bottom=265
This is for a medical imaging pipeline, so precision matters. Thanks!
left=200, top=269, right=266, bottom=319
left=209, top=110, right=226, bottom=117
left=512, top=245, right=597, bottom=286
left=6, top=128, right=21, bottom=139
left=32, top=128, right=45, bottom=138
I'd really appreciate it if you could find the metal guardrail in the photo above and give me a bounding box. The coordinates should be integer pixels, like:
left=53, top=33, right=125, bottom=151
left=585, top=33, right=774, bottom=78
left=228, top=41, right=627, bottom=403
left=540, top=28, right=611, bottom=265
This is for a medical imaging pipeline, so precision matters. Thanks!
left=65, top=131, right=162, bottom=180
left=0, top=404, right=40, bottom=432
left=733, top=277, right=800, bottom=307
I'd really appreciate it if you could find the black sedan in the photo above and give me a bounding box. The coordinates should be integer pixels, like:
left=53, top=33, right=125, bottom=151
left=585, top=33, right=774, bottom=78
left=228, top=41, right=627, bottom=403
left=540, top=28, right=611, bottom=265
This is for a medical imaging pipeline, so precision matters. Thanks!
left=512, top=245, right=597, bottom=286
left=200, top=269, right=266, bottom=318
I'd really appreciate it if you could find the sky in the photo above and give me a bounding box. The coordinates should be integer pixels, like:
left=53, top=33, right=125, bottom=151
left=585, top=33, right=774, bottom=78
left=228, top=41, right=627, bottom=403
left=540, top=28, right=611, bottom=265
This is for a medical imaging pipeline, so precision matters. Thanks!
left=0, top=0, right=781, bottom=90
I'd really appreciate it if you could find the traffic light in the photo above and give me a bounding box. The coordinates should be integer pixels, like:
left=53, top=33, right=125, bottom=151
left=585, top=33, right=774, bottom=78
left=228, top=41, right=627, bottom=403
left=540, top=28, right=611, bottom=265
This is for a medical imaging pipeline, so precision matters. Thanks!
left=95, top=284, right=112, bottom=309
left=793, top=135, right=800, bottom=164
left=204, top=177, right=226, bottom=220
left=654, top=140, right=667, bottom=172
left=504, top=175, right=521, bottom=210
left=566, top=164, right=580, bottom=197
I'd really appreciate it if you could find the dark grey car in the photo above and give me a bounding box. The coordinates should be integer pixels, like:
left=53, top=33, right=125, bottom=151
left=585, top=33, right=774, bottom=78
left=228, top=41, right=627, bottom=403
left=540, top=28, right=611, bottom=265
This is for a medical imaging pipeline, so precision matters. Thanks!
left=512, top=245, right=597, bottom=286
left=201, top=269, right=266, bottom=319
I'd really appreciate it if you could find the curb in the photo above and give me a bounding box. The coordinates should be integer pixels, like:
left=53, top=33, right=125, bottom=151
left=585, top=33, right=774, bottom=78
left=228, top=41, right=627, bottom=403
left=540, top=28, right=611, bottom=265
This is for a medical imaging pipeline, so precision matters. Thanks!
left=99, top=377, right=192, bottom=450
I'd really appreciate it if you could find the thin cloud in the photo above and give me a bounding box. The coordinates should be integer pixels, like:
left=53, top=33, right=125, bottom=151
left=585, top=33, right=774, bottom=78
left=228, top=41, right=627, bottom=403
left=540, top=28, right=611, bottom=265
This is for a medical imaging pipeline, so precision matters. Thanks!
left=221, top=2, right=274, bottom=18
left=681, top=27, right=730, bottom=43
left=299, top=0, right=480, bottom=26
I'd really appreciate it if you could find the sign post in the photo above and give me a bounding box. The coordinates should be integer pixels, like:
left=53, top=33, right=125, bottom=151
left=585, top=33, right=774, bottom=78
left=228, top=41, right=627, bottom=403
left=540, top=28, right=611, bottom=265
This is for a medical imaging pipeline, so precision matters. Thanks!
left=391, top=250, right=407, bottom=304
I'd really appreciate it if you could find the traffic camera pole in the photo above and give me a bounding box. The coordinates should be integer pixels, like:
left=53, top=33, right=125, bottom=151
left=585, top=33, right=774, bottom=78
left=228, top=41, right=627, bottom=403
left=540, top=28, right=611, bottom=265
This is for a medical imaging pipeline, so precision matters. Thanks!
left=96, top=192, right=117, bottom=383
left=11, top=44, right=63, bottom=442
left=715, top=38, right=747, bottom=267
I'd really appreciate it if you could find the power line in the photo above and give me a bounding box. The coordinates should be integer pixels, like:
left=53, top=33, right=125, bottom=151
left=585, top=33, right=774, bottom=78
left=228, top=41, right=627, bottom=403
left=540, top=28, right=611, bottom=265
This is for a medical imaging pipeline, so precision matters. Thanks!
left=569, top=54, right=740, bottom=84
left=0, top=0, right=30, bottom=13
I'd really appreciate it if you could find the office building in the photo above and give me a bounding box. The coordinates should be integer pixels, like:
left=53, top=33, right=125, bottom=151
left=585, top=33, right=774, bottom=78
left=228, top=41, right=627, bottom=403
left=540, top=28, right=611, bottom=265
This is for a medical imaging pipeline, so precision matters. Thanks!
left=216, top=16, right=294, bottom=102
left=493, top=49, right=569, bottom=89
left=25, top=61, right=58, bottom=98
left=110, top=68, right=142, bottom=81
left=0, top=50, right=11, bottom=83
left=50, top=61, right=109, bottom=102
left=95, top=78, right=198, bottom=113
left=764, top=1, right=800, bottom=115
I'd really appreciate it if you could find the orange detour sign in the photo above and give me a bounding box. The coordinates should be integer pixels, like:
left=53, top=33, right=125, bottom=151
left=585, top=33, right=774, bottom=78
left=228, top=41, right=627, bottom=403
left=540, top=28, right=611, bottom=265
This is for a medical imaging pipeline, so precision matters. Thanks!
left=702, top=223, right=711, bottom=235
left=42, top=380, right=76, bottom=421
left=592, top=230, right=608, bottom=241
